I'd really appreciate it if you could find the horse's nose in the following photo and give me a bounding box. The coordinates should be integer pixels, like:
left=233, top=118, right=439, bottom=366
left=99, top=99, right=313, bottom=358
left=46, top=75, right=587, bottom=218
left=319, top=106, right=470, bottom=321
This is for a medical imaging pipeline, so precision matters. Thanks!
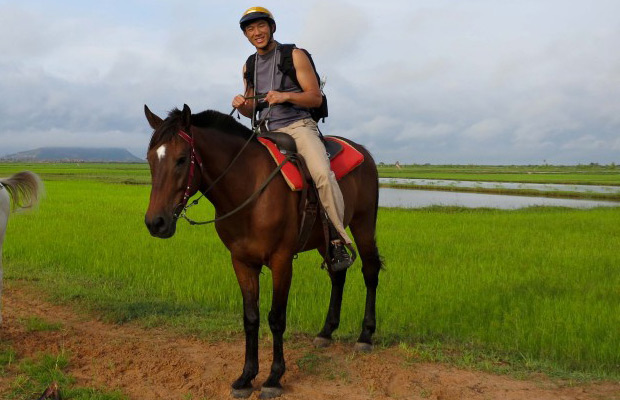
left=145, top=215, right=166, bottom=236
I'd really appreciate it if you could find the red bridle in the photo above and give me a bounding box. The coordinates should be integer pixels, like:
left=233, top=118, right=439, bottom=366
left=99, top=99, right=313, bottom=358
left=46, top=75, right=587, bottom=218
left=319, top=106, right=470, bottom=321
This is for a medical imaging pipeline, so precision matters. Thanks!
left=174, top=130, right=204, bottom=219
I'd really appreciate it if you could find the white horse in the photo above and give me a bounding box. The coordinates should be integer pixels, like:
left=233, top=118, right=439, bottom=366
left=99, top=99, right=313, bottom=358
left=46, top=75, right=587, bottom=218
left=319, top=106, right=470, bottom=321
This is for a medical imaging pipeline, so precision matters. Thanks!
left=0, top=171, right=42, bottom=324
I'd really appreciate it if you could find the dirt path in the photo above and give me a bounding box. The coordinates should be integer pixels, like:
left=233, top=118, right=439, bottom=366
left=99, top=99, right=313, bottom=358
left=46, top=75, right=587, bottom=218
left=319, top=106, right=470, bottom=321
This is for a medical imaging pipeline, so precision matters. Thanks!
left=1, top=284, right=618, bottom=400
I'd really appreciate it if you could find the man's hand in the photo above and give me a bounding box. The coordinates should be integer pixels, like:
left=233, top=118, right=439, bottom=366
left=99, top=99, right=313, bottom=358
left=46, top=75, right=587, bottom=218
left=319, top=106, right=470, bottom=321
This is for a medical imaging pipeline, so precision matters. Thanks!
left=264, top=90, right=289, bottom=106
left=232, top=94, right=248, bottom=109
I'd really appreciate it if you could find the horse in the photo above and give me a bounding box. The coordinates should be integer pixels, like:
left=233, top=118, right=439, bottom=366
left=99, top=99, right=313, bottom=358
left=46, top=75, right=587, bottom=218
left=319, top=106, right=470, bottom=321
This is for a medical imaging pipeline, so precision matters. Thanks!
left=144, top=104, right=382, bottom=399
left=0, top=171, right=42, bottom=324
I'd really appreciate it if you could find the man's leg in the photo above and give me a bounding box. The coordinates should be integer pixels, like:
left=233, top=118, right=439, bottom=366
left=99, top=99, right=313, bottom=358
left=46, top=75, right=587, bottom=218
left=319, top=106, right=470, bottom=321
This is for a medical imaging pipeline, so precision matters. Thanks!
left=275, top=119, right=352, bottom=246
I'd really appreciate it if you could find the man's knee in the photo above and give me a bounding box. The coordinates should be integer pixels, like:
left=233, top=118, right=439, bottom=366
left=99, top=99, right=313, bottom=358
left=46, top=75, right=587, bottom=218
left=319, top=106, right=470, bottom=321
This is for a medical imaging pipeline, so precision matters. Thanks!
left=310, top=167, right=333, bottom=188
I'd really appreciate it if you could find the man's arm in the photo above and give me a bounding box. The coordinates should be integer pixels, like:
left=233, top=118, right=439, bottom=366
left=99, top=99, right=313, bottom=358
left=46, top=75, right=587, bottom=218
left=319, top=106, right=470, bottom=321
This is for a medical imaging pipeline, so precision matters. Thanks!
left=232, top=64, right=256, bottom=118
left=263, top=49, right=322, bottom=108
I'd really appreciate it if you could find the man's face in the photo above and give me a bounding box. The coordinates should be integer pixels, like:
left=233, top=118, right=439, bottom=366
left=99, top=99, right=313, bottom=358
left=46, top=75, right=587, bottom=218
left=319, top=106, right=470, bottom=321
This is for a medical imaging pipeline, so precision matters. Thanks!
left=243, top=19, right=272, bottom=50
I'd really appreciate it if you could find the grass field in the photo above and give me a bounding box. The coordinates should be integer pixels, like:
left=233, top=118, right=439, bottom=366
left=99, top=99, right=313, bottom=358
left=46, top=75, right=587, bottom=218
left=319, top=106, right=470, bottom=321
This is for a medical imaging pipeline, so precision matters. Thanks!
left=377, top=164, right=620, bottom=185
left=0, top=340, right=126, bottom=400
left=1, top=163, right=619, bottom=380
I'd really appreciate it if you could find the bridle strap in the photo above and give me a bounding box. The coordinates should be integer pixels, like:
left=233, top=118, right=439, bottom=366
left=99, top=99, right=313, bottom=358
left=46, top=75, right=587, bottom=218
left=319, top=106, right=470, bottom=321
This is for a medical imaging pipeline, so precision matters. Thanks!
left=172, top=106, right=274, bottom=223
left=172, top=125, right=260, bottom=223
left=174, top=130, right=204, bottom=218
left=180, top=154, right=293, bottom=226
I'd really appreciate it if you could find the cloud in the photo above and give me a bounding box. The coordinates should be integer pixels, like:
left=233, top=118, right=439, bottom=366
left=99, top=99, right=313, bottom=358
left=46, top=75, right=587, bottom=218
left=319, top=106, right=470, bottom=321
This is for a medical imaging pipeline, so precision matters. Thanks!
left=462, top=119, right=505, bottom=141
left=297, top=0, right=368, bottom=61
left=561, top=135, right=608, bottom=151
left=397, top=122, right=456, bottom=141
left=0, top=2, right=244, bottom=157
left=1, top=1, right=619, bottom=165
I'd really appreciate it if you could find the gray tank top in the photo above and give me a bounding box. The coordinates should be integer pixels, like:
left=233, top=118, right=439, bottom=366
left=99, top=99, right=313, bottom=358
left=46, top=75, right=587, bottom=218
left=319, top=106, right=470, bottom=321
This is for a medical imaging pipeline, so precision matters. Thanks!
left=253, top=43, right=311, bottom=130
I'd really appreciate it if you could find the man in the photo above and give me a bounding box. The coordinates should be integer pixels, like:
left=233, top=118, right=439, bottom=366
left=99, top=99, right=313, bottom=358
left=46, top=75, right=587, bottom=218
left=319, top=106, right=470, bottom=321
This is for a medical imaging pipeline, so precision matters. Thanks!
left=231, top=6, right=353, bottom=271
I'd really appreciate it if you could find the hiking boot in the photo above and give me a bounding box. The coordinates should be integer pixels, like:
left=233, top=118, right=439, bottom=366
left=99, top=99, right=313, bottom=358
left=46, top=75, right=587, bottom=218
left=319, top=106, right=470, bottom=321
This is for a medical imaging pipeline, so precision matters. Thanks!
left=330, top=241, right=353, bottom=272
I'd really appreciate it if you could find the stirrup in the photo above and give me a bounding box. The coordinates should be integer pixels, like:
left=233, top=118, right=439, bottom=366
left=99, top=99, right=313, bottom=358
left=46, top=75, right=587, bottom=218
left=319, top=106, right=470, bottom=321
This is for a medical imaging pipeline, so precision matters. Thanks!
left=329, top=241, right=353, bottom=272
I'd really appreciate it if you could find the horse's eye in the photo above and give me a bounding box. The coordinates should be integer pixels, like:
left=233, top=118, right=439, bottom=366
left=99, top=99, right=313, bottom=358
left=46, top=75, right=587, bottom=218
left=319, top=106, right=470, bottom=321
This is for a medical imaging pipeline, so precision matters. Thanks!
left=176, top=157, right=187, bottom=167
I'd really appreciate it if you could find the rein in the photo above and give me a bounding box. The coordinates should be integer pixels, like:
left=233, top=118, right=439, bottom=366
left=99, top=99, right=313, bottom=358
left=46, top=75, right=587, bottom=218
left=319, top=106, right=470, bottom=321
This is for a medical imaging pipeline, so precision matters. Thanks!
left=179, top=153, right=293, bottom=226
left=172, top=106, right=278, bottom=225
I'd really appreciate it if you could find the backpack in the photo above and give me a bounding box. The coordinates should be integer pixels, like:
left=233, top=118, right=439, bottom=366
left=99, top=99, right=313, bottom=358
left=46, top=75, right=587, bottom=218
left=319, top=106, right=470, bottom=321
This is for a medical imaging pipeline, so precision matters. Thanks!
left=244, top=43, right=328, bottom=123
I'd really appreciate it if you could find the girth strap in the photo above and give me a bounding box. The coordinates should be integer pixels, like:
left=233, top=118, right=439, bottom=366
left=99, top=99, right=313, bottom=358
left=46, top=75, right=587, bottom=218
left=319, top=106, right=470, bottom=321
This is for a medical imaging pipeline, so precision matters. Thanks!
left=292, top=154, right=319, bottom=253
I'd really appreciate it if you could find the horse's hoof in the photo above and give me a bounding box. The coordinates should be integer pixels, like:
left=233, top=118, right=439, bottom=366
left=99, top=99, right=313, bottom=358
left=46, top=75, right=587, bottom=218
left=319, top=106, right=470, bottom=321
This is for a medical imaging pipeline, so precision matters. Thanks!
left=313, top=336, right=332, bottom=348
left=231, top=387, right=254, bottom=398
left=354, top=342, right=373, bottom=353
left=260, top=386, right=284, bottom=399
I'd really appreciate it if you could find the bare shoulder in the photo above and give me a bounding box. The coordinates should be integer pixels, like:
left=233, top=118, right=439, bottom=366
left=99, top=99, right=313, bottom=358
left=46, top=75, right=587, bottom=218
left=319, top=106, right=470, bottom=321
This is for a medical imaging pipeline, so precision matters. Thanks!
left=292, top=48, right=312, bottom=66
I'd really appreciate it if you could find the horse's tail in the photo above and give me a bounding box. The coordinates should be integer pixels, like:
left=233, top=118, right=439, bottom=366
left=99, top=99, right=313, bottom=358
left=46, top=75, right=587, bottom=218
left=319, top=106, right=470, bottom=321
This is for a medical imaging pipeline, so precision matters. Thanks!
left=356, top=144, right=385, bottom=271
left=369, top=152, right=386, bottom=271
left=0, top=171, right=43, bottom=212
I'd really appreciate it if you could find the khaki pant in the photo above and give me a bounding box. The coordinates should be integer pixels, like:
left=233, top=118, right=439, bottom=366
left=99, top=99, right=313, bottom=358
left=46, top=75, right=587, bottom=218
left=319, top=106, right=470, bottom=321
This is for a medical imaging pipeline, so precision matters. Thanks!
left=274, top=118, right=352, bottom=244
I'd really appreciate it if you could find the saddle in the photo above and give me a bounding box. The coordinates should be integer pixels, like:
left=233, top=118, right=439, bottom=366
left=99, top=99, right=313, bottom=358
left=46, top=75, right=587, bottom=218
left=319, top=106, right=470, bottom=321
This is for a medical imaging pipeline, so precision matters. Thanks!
left=260, top=131, right=343, bottom=160
left=258, top=132, right=363, bottom=264
left=257, top=133, right=364, bottom=191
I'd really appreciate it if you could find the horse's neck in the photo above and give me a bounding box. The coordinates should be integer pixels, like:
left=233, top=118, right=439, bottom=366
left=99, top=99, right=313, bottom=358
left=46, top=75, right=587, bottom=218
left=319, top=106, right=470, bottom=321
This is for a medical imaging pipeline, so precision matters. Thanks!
left=194, top=128, right=264, bottom=209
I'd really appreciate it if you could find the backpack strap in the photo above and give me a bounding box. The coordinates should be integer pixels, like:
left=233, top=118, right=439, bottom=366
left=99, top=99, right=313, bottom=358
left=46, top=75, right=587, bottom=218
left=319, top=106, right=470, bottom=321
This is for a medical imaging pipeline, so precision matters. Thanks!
left=277, top=43, right=299, bottom=91
left=277, top=44, right=327, bottom=123
left=244, top=53, right=256, bottom=88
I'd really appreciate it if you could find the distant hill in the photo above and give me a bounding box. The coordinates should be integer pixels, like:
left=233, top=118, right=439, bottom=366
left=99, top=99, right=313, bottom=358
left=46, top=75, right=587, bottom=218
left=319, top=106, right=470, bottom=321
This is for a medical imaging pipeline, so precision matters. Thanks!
left=0, top=147, right=144, bottom=163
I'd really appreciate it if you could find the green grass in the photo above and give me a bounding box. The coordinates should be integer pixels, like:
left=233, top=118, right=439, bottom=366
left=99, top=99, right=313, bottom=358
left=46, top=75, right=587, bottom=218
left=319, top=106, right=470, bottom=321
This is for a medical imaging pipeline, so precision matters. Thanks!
left=0, top=162, right=150, bottom=184
left=22, top=316, right=64, bottom=332
left=1, top=318, right=123, bottom=399
left=0, top=341, right=17, bottom=374
left=3, top=350, right=126, bottom=400
left=3, top=162, right=620, bottom=185
left=295, top=350, right=349, bottom=381
left=377, top=164, right=620, bottom=185
left=2, top=163, right=619, bottom=381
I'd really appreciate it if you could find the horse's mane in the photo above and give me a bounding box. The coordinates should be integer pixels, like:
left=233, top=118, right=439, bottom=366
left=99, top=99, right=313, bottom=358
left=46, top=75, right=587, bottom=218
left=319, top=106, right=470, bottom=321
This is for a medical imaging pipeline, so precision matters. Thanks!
left=149, top=108, right=255, bottom=149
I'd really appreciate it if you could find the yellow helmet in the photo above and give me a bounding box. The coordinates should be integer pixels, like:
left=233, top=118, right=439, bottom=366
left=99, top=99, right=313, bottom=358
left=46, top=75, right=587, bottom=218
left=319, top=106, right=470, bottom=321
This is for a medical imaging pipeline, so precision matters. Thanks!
left=239, top=7, right=276, bottom=32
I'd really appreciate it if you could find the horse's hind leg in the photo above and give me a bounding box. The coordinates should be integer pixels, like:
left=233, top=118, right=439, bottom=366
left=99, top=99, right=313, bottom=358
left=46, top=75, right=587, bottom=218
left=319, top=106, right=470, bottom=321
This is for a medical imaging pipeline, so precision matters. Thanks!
left=314, top=262, right=347, bottom=347
left=350, top=217, right=382, bottom=352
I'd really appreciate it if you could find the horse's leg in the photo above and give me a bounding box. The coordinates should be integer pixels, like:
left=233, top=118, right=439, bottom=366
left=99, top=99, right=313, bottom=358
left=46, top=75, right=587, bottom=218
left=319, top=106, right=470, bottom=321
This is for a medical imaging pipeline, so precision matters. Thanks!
left=231, top=258, right=261, bottom=398
left=350, top=216, right=382, bottom=352
left=261, top=256, right=292, bottom=398
left=314, top=255, right=347, bottom=347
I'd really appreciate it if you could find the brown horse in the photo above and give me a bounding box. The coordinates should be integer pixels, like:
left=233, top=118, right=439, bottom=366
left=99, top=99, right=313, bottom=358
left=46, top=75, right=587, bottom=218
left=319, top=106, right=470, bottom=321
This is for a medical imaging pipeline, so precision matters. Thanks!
left=144, top=104, right=382, bottom=399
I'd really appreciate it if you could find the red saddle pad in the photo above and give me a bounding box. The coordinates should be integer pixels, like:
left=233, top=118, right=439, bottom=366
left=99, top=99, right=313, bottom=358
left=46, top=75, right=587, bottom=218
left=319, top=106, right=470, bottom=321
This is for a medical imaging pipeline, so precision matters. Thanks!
left=258, top=136, right=365, bottom=191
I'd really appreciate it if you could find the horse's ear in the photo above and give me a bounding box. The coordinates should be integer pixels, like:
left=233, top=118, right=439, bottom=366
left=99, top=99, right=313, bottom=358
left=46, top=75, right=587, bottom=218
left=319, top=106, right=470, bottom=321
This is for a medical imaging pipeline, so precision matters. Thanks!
left=181, top=104, right=192, bottom=129
left=144, top=105, right=163, bottom=130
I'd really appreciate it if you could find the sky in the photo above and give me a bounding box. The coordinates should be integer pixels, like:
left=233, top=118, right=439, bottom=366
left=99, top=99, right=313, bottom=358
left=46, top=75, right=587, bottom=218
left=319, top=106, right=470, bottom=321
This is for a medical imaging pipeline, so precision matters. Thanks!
left=0, top=0, right=618, bottom=164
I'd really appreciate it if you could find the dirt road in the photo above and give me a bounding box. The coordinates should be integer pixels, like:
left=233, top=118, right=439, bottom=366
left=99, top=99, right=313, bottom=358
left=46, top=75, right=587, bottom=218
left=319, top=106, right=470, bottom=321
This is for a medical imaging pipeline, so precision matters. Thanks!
left=1, top=285, right=618, bottom=399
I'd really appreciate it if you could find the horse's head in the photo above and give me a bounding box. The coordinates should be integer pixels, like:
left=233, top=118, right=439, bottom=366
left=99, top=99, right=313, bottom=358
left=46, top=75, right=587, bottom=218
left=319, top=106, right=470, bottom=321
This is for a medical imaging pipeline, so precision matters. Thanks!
left=144, top=104, right=195, bottom=238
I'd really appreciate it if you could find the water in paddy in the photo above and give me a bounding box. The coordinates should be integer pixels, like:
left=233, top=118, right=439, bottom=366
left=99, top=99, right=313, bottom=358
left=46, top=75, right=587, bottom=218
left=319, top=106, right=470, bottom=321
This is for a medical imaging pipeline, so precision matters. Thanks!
left=379, top=188, right=620, bottom=209
left=379, top=178, right=620, bottom=194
